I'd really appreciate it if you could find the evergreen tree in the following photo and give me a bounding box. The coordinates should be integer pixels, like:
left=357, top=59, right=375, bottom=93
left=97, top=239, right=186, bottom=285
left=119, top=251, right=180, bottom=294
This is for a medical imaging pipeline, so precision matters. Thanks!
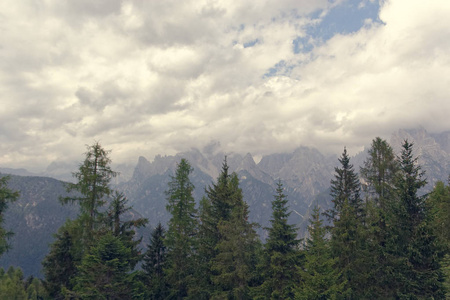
left=205, top=158, right=235, bottom=224
left=328, top=148, right=363, bottom=221
left=105, top=191, right=147, bottom=269
left=359, top=137, right=398, bottom=298
left=360, top=137, right=398, bottom=206
left=427, top=180, right=450, bottom=250
left=164, top=158, right=198, bottom=299
left=25, top=276, right=48, bottom=300
left=60, top=142, right=118, bottom=249
left=192, top=196, right=216, bottom=299
left=72, top=232, right=133, bottom=299
left=259, top=181, right=300, bottom=299
left=210, top=173, right=259, bottom=300
left=441, top=253, right=450, bottom=299
left=387, top=140, right=445, bottom=299
left=0, top=267, right=27, bottom=300
left=328, top=148, right=368, bottom=298
left=330, top=199, right=369, bottom=299
left=143, top=222, right=168, bottom=299
left=0, top=175, right=19, bottom=257
left=296, top=207, right=346, bottom=300
left=428, top=180, right=450, bottom=298
left=42, top=221, right=78, bottom=299
left=195, top=158, right=238, bottom=298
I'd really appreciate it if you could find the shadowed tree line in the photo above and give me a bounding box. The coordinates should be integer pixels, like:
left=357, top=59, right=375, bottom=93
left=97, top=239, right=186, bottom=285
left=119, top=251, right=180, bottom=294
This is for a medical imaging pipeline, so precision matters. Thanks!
left=0, top=138, right=449, bottom=299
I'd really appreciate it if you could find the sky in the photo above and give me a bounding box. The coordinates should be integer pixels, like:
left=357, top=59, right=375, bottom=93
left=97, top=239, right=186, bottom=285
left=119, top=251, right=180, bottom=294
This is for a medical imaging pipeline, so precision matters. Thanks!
left=1, top=0, right=449, bottom=171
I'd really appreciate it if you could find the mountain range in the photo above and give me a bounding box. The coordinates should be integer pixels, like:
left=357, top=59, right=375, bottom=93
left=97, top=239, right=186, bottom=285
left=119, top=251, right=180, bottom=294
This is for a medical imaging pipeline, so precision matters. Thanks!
left=0, top=127, right=449, bottom=278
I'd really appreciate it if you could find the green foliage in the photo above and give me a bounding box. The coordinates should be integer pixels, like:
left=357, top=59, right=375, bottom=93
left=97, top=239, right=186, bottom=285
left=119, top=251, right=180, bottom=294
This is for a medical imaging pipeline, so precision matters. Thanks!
left=195, top=158, right=239, bottom=298
left=195, top=159, right=260, bottom=299
left=164, top=158, right=198, bottom=299
left=60, top=142, right=118, bottom=248
left=25, top=276, right=48, bottom=300
left=328, top=148, right=369, bottom=298
left=359, top=137, right=398, bottom=298
left=0, top=266, right=27, bottom=299
left=386, top=140, right=445, bottom=299
left=143, top=222, right=168, bottom=299
left=327, top=148, right=363, bottom=222
left=44, top=142, right=147, bottom=299
left=428, top=180, right=450, bottom=250
left=330, top=199, right=369, bottom=299
left=428, top=180, right=450, bottom=297
left=192, top=196, right=216, bottom=299
left=72, top=232, right=133, bottom=299
left=0, top=266, right=47, bottom=299
left=105, top=191, right=147, bottom=269
left=42, top=220, right=78, bottom=299
left=441, top=254, right=450, bottom=299
left=296, top=207, right=346, bottom=300
left=210, top=173, right=259, bottom=300
left=0, top=175, right=19, bottom=257
left=360, top=137, right=398, bottom=206
left=259, top=181, right=300, bottom=299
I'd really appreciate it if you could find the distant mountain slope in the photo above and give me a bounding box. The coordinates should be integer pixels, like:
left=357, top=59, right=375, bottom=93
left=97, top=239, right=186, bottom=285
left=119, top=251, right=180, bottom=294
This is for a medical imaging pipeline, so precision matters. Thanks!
left=0, top=175, right=78, bottom=278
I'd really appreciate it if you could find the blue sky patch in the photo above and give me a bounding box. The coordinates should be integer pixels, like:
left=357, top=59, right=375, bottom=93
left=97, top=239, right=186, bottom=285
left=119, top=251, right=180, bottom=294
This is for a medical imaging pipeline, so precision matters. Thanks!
left=293, top=0, right=382, bottom=54
left=244, top=39, right=259, bottom=48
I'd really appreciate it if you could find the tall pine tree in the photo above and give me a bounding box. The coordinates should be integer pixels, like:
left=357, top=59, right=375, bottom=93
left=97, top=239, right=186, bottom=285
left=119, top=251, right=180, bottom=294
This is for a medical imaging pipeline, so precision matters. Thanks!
left=359, top=137, right=398, bottom=298
left=60, top=142, right=118, bottom=249
left=143, top=222, right=168, bottom=300
left=210, top=173, right=259, bottom=300
left=196, top=159, right=260, bottom=299
left=360, top=137, right=398, bottom=206
left=328, top=147, right=368, bottom=299
left=164, top=158, right=198, bottom=299
left=42, top=220, right=79, bottom=299
left=258, top=181, right=300, bottom=299
left=328, top=147, right=363, bottom=221
left=296, top=207, right=346, bottom=300
left=105, top=191, right=147, bottom=269
left=386, top=140, right=445, bottom=298
left=195, top=158, right=237, bottom=299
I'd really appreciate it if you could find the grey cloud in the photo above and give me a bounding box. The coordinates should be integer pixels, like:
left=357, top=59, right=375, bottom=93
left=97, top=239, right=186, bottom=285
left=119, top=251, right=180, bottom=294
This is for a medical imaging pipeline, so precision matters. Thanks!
left=51, top=0, right=123, bottom=27
left=75, top=82, right=126, bottom=112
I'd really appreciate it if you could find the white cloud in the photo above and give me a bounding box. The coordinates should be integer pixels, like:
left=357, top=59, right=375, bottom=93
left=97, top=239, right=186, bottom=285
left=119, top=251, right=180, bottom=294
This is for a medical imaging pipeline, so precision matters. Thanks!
left=0, top=0, right=449, bottom=170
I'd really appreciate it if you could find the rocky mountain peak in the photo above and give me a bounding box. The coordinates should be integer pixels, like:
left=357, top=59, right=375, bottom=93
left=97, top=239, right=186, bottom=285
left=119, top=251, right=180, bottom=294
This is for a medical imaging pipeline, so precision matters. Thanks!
left=239, top=153, right=256, bottom=170
left=131, top=156, right=152, bottom=181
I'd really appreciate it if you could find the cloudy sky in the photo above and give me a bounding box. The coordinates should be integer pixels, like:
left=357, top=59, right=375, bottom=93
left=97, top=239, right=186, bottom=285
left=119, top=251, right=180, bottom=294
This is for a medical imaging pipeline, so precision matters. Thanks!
left=1, top=0, right=449, bottom=171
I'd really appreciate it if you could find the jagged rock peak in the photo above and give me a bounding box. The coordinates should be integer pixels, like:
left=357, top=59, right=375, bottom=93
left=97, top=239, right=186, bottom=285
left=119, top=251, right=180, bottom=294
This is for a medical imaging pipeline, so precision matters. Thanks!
left=241, top=153, right=256, bottom=169
left=132, top=156, right=152, bottom=180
